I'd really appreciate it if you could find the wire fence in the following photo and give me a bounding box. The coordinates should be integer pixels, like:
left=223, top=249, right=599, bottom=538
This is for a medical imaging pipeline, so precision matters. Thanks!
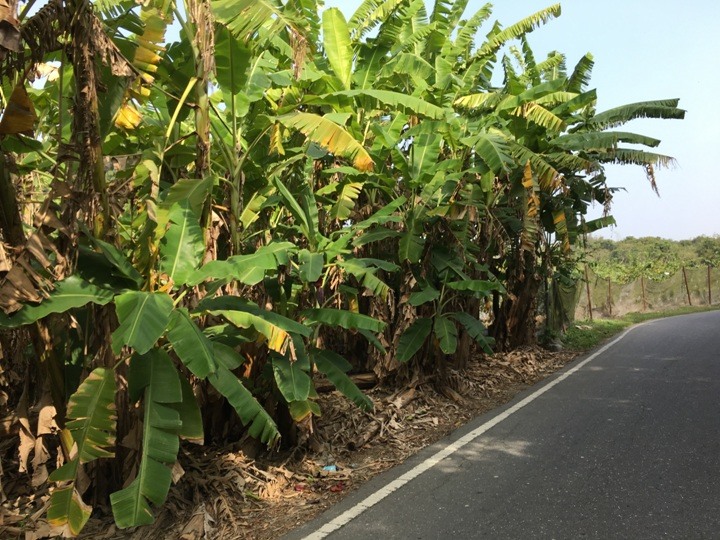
left=574, top=265, right=720, bottom=320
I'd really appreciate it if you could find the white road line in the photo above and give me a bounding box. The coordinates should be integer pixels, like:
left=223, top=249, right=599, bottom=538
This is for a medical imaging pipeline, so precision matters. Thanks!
left=302, top=327, right=638, bottom=539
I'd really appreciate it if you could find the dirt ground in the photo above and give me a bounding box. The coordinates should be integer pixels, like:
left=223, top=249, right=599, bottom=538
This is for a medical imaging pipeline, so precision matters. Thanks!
left=1, top=346, right=577, bottom=540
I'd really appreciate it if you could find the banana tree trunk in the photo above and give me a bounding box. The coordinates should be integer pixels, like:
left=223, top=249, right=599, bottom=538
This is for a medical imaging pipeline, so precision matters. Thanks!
left=492, top=249, right=542, bottom=351
left=186, top=0, right=216, bottom=263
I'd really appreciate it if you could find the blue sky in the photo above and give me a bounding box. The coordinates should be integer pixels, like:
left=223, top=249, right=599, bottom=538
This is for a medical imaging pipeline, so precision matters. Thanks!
left=326, top=0, right=720, bottom=240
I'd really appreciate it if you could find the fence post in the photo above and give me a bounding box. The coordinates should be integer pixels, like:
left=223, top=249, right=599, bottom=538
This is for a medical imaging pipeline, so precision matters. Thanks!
left=584, top=264, right=593, bottom=321
left=682, top=266, right=692, bottom=306
left=709, top=265, right=713, bottom=306
left=607, top=278, right=612, bottom=317
left=641, top=275, right=647, bottom=311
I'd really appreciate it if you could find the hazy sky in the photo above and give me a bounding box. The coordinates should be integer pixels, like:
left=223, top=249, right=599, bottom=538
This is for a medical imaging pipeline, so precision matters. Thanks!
left=326, top=0, right=720, bottom=240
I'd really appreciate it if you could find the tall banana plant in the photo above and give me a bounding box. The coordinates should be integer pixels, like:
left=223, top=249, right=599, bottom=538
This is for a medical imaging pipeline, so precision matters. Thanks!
left=0, top=0, right=686, bottom=535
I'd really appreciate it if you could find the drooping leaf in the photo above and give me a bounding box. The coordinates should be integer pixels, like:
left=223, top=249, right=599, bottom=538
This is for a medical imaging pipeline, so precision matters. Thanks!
left=111, top=350, right=182, bottom=528
left=0, top=275, right=115, bottom=328
left=453, top=92, right=501, bottom=111
left=199, top=297, right=310, bottom=352
left=212, top=0, right=300, bottom=42
left=278, top=112, right=374, bottom=171
left=111, top=291, right=173, bottom=355
left=0, top=83, right=37, bottom=136
left=339, top=259, right=394, bottom=298
left=359, top=328, right=387, bottom=354
left=84, top=236, right=144, bottom=288
left=329, top=181, right=364, bottom=221
left=449, top=312, right=494, bottom=354
left=199, top=297, right=311, bottom=337
left=329, top=89, right=445, bottom=120
left=159, top=202, right=204, bottom=287
left=50, top=368, right=117, bottom=481
left=272, top=357, right=312, bottom=403
left=189, top=242, right=294, bottom=286
left=47, top=487, right=92, bottom=537
left=511, top=102, right=565, bottom=132
left=312, top=349, right=373, bottom=411
left=47, top=368, right=116, bottom=536
left=396, top=318, right=433, bottom=363
left=300, top=308, right=385, bottom=333
left=582, top=216, right=617, bottom=234
left=462, top=130, right=513, bottom=174
left=551, top=131, right=662, bottom=151
left=583, top=99, right=685, bottom=131
left=166, top=308, right=216, bottom=378
left=407, top=286, right=440, bottom=306
left=171, top=376, right=204, bottom=443
left=288, top=399, right=322, bottom=422
left=208, top=364, right=279, bottom=446
left=212, top=342, right=246, bottom=369
left=446, top=279, right=505, bottom=295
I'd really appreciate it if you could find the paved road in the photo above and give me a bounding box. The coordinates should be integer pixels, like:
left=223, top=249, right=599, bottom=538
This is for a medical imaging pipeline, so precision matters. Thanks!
left=285, top=310, right=720, bottom=539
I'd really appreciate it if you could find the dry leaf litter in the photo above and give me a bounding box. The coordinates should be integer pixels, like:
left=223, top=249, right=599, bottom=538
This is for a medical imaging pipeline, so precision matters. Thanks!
left=1, top=347, right=575, bottom=540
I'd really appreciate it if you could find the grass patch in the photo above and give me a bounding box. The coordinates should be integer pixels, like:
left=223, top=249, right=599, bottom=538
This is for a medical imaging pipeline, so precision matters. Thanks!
left=562, top=305, right=720, bottom=352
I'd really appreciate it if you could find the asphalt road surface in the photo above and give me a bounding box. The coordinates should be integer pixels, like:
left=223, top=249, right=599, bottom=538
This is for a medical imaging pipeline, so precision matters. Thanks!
left=284, top=310, right=720, bottom=539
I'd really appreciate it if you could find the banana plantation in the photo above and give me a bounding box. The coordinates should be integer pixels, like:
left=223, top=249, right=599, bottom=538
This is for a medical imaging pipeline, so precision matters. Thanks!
left=0, top=0, right=684, bottom=535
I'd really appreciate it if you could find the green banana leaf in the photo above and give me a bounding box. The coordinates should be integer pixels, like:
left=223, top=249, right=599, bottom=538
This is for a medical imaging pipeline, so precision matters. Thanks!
left=47, top=368, right=116, bottom=536
left=188, top=242, right=294, bottom=286
left=159, top=202, right=204, bottom=287
left=272, top=356, right=312, bottom=403
left=111, top=350, right=182, bottom=528
left=434, top=315, right=458, bottom=354
left=312, top=349, right=373, bottom=411
left=327, top=90, right=445, bottom=120
left=0, top=275, right=115, bottom=328
left=111, top=291, right=174, bottom=355
left=214, top=25, right=252, bottom=96
left=166, top=308, right=216, bottom=378
left=449, top=312, right=494, bottom=354
left=50, top=368, right=117, bottom=482
left=446, top=279, right=505, bottom=295
left=208, top=363, right=280, bottom=446
left=213, top=0, right=300, bottom=42
left=46, top=487, right=92, bottom=538
left=323, top=8, right=353, bottom=89
left=339, top=259, right=394, bottom=298
left=160, top=176, right=215, bottom=217
left=83, top=235, right=144, bottom=288
left=408, top=286, right=440, bottom=306
left=300, top=308, right=385, bottom=333
left=396, top=318, right=433, bottom=363
left=171, top=376, right=204, bottom=443
left=199, top=297, right=310, bottom=353
left=398, top=231, right=425, bottom=263
left=298, top=249, right=324, bottom=283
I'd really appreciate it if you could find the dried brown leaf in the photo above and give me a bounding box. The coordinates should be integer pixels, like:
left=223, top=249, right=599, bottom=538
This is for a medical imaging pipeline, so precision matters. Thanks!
left=0, top=83, right=36, bottom=136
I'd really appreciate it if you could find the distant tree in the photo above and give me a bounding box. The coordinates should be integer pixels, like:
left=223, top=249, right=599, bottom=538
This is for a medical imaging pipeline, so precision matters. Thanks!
left=695, top=236, right=720, bottom=267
